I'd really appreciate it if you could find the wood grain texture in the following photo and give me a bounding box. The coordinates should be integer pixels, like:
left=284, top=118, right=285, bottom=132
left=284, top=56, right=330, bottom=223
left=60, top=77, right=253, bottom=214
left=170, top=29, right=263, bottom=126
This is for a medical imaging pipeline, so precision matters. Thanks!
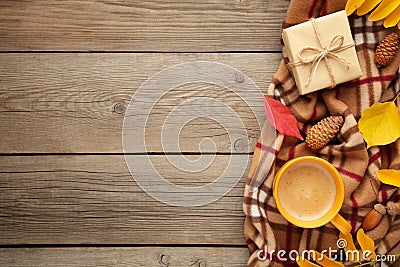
left=0, top=155, right=251, bottom=245
left=0, top=53, right=281, bottom=153
left=0, top=0, right=289, bottom=262
left=0, top=0, right=289, bottom=52
left=0, top=247, right=249, bottom=266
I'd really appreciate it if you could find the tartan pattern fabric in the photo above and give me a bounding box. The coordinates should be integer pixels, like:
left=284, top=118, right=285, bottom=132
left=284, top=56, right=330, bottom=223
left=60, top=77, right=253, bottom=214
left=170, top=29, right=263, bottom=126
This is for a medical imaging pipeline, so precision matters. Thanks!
left=243, top=0, right=400, bottom=266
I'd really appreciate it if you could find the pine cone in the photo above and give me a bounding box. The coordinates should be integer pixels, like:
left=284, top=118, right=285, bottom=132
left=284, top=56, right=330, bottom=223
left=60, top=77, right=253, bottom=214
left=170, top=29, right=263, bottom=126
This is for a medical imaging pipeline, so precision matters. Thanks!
left=375, top=32, right=399, bottom=68
left=306, top=116, right=344, bottom=151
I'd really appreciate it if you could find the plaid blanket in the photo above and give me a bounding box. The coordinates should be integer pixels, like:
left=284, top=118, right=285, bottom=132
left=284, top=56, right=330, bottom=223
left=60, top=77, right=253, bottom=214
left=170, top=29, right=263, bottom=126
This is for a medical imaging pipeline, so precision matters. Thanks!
left=243, top=0, right=400, bottom=266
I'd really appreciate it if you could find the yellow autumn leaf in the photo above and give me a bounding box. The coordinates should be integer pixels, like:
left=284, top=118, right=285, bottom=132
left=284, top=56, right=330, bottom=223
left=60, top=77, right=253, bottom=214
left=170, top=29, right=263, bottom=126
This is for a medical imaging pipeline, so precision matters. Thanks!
left=346, top=0, right=400, bottom=28
left=383, top=4, right=400, bottom=28
left=377, top=169, right=400, bottom=187
left=346, top=0, right=367, bottom=15
left=369, top=0, right=400, bottom=21
left=356, top=229, right=377, bottom=259
left=357, top=0, right=382, bottom=16
left=358, top=101, right=400, bottom=148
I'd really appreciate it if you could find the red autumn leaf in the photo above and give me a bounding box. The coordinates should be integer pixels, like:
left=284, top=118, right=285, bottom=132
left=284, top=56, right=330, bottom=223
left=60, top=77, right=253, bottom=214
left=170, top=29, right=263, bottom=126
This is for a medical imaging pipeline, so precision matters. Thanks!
left=264, top=96, right=303, bottom=140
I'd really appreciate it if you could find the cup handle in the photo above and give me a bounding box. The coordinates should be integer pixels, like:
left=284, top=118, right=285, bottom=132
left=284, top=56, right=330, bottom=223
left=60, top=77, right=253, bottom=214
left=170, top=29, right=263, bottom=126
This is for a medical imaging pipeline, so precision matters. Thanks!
left=330, top=214, right=351, bottom=234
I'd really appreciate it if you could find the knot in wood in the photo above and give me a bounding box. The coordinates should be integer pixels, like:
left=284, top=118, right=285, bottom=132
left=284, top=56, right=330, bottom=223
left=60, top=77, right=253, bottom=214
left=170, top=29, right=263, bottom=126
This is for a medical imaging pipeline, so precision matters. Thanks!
left=157, top=253, right=170, bottom=266
left=190, top=258, right=207, bottom=267
left=234, top=138, right=248, bottom=152
left=234, top=72, right=244, bottom=84
left=112, top=102, right=125, bottom=114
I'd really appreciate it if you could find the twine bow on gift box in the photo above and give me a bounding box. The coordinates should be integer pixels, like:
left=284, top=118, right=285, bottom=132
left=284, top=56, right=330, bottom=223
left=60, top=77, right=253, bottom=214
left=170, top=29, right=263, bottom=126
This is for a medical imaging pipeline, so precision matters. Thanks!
left=288, top=18, right=355, bottom=88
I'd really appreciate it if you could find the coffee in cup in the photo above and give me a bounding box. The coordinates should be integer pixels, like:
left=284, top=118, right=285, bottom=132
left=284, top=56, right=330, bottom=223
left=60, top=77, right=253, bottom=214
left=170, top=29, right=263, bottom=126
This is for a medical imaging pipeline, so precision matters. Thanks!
left=277, top=163, right=337, bottom=222
left=273, top=156, right=350, bottom=233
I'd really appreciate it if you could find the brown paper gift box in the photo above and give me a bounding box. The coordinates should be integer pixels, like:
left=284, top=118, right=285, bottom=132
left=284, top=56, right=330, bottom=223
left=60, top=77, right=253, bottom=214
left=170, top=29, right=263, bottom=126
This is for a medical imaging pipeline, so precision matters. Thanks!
left=282, top=10, right=363, bottom=95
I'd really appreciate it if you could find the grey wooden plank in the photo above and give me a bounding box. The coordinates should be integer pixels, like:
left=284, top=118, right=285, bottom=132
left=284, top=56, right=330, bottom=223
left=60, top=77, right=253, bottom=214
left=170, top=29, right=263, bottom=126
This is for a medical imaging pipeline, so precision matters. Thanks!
left=0, top=247, right=249, bottom=267
left=0, top=53, right=280, bottom=153
left=0, top=155, right=251, bottom=245
left=0, top=0, right=289, bottom=52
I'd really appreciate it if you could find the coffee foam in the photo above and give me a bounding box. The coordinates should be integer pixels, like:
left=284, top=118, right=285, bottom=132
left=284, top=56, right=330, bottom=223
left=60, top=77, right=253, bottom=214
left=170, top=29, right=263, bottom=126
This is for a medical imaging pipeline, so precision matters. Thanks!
left=277, top=163, right=337, bottom=222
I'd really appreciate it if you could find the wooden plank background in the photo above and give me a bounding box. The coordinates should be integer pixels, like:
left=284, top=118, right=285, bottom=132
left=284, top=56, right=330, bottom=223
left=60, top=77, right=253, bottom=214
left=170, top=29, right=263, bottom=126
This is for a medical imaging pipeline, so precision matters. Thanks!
left=0, top=53, right=280, bottom=153
left=0, top=155, right=249, bottom=245
left=0, top=0, right=289, bottom=52
left=0, top=0, right=289, bottom=265
left=0, top=247, right=249, bottom=266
